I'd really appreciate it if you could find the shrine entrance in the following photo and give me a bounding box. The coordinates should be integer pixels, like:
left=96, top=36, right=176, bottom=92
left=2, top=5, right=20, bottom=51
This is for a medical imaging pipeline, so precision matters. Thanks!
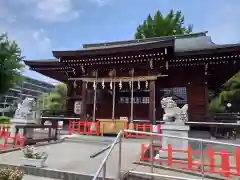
left=70, top=68, right=168, bottom=134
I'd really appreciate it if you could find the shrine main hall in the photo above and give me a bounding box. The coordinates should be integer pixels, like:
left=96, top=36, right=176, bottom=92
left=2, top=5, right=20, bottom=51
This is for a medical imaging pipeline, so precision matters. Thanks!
left=24, top=32, right=240, bottom=125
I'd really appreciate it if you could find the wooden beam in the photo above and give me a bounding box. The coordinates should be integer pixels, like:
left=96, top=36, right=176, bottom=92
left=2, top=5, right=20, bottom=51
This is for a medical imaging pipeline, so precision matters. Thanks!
left=68, top=74, right=168, bottom=82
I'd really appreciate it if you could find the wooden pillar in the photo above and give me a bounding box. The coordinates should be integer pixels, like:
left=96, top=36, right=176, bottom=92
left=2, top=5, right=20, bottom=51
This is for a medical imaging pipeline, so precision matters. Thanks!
left=187, top=67, right=208, bottom=122
left=81, top=81, right=87, bottom=118
left=155, top=79, right=164, bottom=121
left=66, top=81, right=74, bottom=115
left=149, top=80, right=156, bottom=125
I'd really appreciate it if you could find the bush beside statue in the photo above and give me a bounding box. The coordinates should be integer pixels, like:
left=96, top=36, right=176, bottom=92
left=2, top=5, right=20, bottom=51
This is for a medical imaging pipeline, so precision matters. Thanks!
left=0, top=116, right=11, bottom=124
left=21, top=145, right=48, bottom=168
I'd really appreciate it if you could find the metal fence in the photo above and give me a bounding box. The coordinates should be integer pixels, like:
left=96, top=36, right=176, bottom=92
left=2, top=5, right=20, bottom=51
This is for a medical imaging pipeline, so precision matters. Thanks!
left=93, top=129, right=240, bottom=180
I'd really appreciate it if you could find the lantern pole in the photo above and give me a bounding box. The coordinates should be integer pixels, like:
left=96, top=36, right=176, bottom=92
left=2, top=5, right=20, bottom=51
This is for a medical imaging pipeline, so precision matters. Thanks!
left=129, top=68, right=134, bottom=130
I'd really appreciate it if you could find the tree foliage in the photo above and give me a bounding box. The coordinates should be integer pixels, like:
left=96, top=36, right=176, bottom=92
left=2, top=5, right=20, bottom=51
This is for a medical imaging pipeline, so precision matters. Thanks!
left=38, top=84, right=67, bottom=115
left=0, top=33, right=24, bottom=95
left=209, top=73, right=240, bottom=113
left=135, top=10, right=193, bottom=39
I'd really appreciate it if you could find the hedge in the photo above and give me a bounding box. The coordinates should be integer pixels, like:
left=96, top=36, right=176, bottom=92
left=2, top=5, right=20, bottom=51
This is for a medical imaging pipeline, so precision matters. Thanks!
left=0, top=116, right=11, bottom=124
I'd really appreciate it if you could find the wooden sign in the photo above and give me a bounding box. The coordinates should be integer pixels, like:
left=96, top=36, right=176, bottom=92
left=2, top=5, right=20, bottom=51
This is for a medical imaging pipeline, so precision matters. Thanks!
left=74, top=101, right=82, bottom=114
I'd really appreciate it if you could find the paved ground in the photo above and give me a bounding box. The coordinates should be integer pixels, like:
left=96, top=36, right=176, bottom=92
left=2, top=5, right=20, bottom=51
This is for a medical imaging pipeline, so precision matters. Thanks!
left=0, top=136, right=209, bottom=179
left=23, top=175, right=59, bottom=180
left=0, top=138, right=149, bottom=178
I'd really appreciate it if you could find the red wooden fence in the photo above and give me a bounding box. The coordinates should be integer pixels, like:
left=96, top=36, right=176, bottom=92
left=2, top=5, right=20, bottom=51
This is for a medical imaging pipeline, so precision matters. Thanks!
left=0, top=125, right=10, bottom=138
left=0, top=135, right=25, bottom=151
left=141, top=143, right=240, bottom=178
left=69, top=121, right=100, bottom=136
left=124, top=123, right=161, bottom=139
left=68, top=120, right=161, bottom=138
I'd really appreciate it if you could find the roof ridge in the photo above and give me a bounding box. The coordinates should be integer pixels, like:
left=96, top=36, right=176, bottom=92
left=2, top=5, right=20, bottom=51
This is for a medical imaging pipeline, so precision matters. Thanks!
left=83, top=31, right=208, bottom=49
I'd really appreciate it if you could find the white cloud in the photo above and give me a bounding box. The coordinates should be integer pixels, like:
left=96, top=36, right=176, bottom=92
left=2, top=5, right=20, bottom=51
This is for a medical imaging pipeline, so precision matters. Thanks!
left=21, top=0, right=80, bottom=22
left=89, top=0, right=110, bottom=7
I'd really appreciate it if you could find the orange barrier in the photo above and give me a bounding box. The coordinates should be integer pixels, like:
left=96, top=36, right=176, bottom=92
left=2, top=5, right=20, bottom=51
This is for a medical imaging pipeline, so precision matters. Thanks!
left=140, top=143, right=240, bottom=178
left=68, top=120, right=162, bottom=138
left=0, top=135, right=25, bottom=151
left=69, top=120, right=100, bottom=136
left=0, top=125, right=10, bottom=137
left=124, top=123, right=161, bottom=139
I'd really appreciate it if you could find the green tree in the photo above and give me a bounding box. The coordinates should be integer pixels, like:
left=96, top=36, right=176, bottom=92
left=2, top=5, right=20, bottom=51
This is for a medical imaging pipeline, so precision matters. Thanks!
left=135, top=10, right=193, bottom=39
left=38, top=84, right=67, bottom=116
left=209, top=73, right=240, bottom=113
left=0, top=33, right=24, bottom=95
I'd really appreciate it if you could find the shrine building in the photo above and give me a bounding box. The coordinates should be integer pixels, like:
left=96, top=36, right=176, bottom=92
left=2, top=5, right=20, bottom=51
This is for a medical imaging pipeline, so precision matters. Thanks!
left=24, top=32, right=240, bottom=126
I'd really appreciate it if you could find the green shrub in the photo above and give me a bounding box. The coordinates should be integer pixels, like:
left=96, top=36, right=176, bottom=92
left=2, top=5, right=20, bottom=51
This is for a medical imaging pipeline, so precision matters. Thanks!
left=0, top=167, right=24, bottom=180
left=0, top=116, right=11, bottom=124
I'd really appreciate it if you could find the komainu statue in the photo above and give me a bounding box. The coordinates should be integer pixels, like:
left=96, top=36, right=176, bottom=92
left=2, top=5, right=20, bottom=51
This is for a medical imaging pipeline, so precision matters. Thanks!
left=13, top=97, right=38, bottom=121
left=161, top=97, right=188, bottom=124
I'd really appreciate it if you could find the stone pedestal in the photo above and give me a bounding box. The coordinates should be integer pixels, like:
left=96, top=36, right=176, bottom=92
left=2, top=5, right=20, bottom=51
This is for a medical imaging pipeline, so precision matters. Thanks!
left=10, top=118, right=36, bottom=139
left=161, top=123, right=190, bottom=151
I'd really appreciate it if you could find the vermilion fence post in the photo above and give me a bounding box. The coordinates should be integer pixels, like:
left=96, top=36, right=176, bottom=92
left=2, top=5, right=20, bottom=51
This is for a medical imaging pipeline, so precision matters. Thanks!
left=167, top=144, right=173, bottom=166
left=136, top=124, right=139, bottom=137
left=220, top=150, right=231, bottom=178
left=235, top=148, right=240, bottom=175
left=208, top=147, right=215, bottom=174
left=68, top=121, right=72, bottom=135
left=17, top=135, right=24, bottom=147
left=96, top=121, right=100, bottom=136
left=140, top=144, right=145, bottom=161
left=157, top=124, right=161, bottom=133
left=187, top=145, right=193, bottom=170
left=149, top=124, right=153, bottom=137
left=79, top=121, right=82, bottom=134
left=3, top=135, right=8, bottom=149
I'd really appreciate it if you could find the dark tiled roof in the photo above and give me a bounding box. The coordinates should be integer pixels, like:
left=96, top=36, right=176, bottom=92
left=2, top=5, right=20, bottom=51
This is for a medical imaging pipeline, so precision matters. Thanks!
left=82, top=31, right=240, bottom=54
left=83, top=31, right=207, bottom=50
left=175, top=35, right=240, bottom=54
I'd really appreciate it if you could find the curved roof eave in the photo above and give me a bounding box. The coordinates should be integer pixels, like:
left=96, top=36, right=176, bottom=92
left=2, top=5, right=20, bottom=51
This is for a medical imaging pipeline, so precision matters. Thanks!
left=175, top=36, right=240, bottom=56
left=24, top=59, right=59, bottom=66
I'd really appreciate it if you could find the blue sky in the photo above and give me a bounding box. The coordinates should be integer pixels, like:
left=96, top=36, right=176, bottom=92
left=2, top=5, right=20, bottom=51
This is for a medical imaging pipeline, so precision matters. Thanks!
left=1, top=0, right=240, bottom=84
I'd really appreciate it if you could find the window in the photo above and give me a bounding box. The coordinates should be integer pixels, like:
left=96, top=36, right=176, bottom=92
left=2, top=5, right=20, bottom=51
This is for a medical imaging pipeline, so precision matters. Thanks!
left=161, top=87, right=187, bottom=105
left=118, top=96, right=149, bottom=104
left=142, top=97, right=149, bottom=104
left=7, top=90, right=20, bottom=97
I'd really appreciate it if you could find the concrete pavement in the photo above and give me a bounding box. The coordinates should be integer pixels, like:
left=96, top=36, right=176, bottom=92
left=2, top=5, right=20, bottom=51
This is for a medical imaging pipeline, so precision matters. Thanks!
left=0, top=139, right=147, bottom=179
left=23, top=175, right=59, bottom=180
